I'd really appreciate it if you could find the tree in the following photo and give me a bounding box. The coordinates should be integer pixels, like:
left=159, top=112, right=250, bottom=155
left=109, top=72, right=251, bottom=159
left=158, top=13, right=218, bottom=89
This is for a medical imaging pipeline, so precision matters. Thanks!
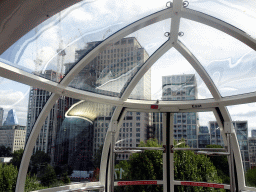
left=30, top=150, right=51, bottom=176
left=174, top=142, right=224, bottom=192
left=115, top=139, right=224, bottom=192
left=0, top=145, right=12, bottom=157
left=206, top=145, right=230, bottom=184
left=10, top=149, right=24, bottom=169
left=0, top=163, right=18, bottom=191
left=245, top=167, right=256, bottom=187
left=0, top=163, right=42, bottom=192
left=40, top=164, right=57, bottom=187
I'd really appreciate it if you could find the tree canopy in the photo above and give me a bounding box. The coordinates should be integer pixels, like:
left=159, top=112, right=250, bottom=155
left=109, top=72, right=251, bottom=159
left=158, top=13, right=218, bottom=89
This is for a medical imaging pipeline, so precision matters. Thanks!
left=115, top=139, right=225, bottom=192
left=0, top=145, right=12, bottom=157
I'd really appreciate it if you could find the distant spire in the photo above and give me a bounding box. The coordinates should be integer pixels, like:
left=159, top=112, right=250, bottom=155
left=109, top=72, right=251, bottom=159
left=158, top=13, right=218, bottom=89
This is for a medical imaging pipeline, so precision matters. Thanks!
left=3, top=109, right=19, bottom=126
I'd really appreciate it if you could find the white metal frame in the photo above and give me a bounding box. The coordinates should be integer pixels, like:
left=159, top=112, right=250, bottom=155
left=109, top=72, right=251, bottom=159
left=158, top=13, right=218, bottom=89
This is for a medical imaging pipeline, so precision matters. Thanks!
left=0, top=0, right=254, bottom=191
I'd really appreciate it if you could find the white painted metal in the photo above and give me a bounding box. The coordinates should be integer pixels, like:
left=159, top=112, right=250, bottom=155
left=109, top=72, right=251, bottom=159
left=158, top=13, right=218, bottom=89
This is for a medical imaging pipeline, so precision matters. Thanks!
left=181, top=8, right=256, bottom=51
left=3, top=0, right=256, bottom=191
left=218, top=106, right=245, bottom=190
left=60, top=8, right=172, bottom=87
left=163, top=113, right=167, bottom=192
left=174, top=40, right=221, bottom=100
left=121, top=40, right=173, bottom=100
left=169, top=0, right=183, bottom=44
left=169, top=113, right=174, bottom=192
left=15, top=93, right=60, bottom=192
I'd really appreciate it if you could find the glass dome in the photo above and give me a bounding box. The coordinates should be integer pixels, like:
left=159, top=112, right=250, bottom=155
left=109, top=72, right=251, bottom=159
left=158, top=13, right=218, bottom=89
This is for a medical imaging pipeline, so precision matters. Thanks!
left=0, top=0, right=256, bottom=192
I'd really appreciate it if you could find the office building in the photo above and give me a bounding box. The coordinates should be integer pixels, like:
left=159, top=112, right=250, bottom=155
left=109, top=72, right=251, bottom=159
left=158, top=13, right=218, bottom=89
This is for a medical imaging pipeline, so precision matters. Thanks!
left=152, top=74, right=199, bottom=148
left=26, top=70, right=67, bottom=162
left=249, top=137, right=256, bottom=168
left=198, top=126, right=210, bottom=148
left=65, top=37, right=151, bottom=160
left=251, top=129, right=256, bottom=138
left=209, top=121, right=250, bottom=171
left=0, top=108, right=4, bottom=126
left=0, top=125, right=26, bottom=152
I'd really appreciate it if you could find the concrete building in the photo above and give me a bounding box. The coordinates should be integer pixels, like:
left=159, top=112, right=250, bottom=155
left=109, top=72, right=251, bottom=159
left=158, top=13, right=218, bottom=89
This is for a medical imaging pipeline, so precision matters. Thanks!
left=0, top=108, right=4, bottom=126
left=249, top=137, right=256, bottom=168
left=209, top=121, right=250, bottom=171
left=65, top=37, right=151, bottom=160
left=198, top=126, right=210, bottom=148
left=0, top=125, right=26, bottom=152
left=251, top=129, right=256, bottom=138
left=26, top=70, right=67, bottom=161
left=152, top=74, right=199, bottom=148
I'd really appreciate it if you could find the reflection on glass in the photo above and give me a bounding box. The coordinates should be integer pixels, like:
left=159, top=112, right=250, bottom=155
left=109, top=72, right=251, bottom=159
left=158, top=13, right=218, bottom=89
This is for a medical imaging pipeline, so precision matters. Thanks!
left=0, top=0, right=167, bottom=82
left=162, top=74, right=197, bottom=101
left=68, top=37, right=149, bottom=97
left=179, top=18, right=256, bottom=97
left=189, top=0, right=256, bottom=39
left=130, top=48, right=213, bottom=100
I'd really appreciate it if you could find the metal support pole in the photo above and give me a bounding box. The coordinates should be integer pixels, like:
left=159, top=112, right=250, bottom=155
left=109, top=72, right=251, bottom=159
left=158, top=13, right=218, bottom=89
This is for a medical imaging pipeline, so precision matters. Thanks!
left=110, top=120, right=117, bottom=192
left=110, top=131, right=115, bottom=192
left=165, top=112, right=175, bottom=192
left=169, top=113, right=174, bottom=192
left=163, top=113, right=167, bottom=192
left=225, top=122, right=236, bottom=192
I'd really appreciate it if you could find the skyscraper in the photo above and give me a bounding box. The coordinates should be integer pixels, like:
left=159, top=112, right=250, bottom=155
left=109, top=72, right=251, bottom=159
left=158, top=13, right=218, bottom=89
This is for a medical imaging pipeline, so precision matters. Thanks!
left=65, top=37, right=151, bottom=160
left=3, top=109, right=19, bottom=126
left=27, top=37, right=151, bottom=168
left=26, top=70, right=66, bottom=160
left=152, top=74, right=199, bottom=148
left=209, top=121, right=250, bottom=171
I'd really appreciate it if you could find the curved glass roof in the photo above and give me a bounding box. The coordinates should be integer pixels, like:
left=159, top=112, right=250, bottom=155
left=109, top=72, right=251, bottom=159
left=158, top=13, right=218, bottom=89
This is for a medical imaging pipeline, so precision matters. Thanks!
left=1, top=0, right=256, bottom=191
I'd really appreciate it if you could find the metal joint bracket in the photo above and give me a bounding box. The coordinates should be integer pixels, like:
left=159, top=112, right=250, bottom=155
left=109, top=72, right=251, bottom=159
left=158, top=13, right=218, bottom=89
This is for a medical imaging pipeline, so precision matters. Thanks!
left=163, top=145, right=166, bottom=153
left=224, top=122, right=232, bottom=134
left=112, top=120, right=118, bottom=132
left=170, top=145, right=174, bottom=153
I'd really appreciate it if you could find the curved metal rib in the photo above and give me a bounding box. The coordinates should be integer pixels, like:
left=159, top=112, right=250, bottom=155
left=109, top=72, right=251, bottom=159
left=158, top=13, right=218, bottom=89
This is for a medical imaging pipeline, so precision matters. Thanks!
left=181, top=8, right=256, bottom=51
left=121, top=39, right=172, bottom=100
left=174, top=40, right=221, bottom=100
left=60, top=8, right=172, bottom=87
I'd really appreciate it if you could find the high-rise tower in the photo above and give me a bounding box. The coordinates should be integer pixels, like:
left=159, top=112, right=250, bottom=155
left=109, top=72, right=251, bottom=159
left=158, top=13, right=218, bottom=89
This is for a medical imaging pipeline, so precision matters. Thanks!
left=152, top=74, right=199, bottom=148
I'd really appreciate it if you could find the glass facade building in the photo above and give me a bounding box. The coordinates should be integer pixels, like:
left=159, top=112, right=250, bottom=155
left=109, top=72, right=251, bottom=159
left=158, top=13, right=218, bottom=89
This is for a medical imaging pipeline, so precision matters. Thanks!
left=1, top=0, right=256, bottom=191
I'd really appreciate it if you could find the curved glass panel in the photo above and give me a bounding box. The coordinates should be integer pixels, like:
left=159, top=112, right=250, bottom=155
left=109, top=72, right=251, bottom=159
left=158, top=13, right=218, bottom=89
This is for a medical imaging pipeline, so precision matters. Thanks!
left=175, top=111, right=229, bottom=186
left=0, top=0, right=167, bottom=83
left=227, top=104, right=254, bottom=174
left=179, top=18, right=256, bottom=97
left=68, top=19, right=170, bottom=97
left=0, top=79, right=37, bottom=191
left=26, top=98, right=115, bottom=190
left=115, top=111, right=163, bottom=192
left=129, top=48, right=213, bottom=100
left=188, top=0, right=256, bottom=39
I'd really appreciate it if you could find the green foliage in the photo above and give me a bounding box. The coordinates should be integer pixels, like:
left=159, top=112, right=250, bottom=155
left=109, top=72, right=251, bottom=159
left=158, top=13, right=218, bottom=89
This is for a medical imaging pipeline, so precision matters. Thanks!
left=0, top=163, right=18, bottom=191
left=61, top=172, right=70, bottom=184
left=25, top=174, right=44, bottom=192
left=30, top=150, right=51, bottom=176
left=0, top=145, right=12, bottom=157
left=245, top=167, right=256, bottom=187
left=115, top=139, right=163, bottom=192
left=40, top=164, right=57, bottom=187
left=206, top=145, right=230, bottom=184
left=10, top=149, right=24, bottom=169
left=116, top=139, right=225, bottom=192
